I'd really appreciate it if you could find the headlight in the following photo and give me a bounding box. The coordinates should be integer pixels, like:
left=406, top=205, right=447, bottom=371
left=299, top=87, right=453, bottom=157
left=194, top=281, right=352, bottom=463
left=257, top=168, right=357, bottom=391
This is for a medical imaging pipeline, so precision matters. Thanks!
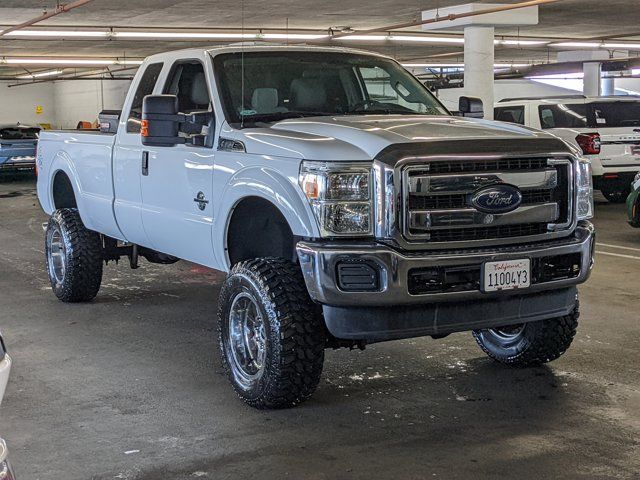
left=576, top=158, right=594, bottom=220
left=634, top=172, right=640, bottom=184
left=299, top=161, right=373, bottom=236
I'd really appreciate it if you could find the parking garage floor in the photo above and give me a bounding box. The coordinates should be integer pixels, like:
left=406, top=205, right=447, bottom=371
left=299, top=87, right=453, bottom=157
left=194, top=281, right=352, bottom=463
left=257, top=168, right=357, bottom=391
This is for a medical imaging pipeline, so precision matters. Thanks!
left=0, top=176, right=639, bottom=480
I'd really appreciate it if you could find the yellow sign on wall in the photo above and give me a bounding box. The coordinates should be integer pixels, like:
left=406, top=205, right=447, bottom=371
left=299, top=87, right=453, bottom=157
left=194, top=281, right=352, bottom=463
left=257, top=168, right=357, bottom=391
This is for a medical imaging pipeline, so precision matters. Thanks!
left=35, top=105, right=43, bottom=115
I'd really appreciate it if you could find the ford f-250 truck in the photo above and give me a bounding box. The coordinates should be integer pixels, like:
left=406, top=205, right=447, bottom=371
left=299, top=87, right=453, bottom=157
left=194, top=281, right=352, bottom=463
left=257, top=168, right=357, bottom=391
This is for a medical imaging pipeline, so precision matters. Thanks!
left=36, top=46, right=595, bottom=409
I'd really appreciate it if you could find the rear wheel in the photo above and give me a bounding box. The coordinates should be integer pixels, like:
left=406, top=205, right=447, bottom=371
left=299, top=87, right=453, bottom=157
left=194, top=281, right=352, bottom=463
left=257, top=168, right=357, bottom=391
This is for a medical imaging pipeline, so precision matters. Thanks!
left=218, top=258, right=326, bottom=409
left=45, top=208, right=103, bottom=302
left=472, top=302, right=579, bottom=367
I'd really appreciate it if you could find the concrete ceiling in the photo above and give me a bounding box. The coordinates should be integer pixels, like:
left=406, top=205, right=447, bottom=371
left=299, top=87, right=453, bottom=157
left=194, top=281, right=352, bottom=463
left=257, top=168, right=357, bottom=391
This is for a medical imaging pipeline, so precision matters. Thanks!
left=1, top=0, right=639, bottom=79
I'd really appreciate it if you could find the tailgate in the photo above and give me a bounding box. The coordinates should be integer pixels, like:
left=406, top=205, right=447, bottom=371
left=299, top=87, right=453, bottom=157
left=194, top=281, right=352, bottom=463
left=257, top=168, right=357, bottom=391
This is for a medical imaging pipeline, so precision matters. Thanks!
left=0, top=139, right=37, bottom=162
left=599, top=128, right=640, bottom=171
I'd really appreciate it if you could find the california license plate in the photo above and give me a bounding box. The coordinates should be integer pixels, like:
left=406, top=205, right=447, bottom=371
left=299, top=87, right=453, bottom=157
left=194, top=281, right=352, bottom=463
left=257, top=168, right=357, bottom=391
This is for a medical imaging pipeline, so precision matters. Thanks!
left=482, top=259, right=531, bottom=292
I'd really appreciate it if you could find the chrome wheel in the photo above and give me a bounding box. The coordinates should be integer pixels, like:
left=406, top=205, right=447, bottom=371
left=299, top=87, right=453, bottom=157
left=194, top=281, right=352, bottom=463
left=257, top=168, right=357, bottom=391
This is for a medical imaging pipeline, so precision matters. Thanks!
left=226, top=291, right=267, bottom=390
left=47, top=226, right=67, bottom=285
left=488, top=324, right=526, bottom=343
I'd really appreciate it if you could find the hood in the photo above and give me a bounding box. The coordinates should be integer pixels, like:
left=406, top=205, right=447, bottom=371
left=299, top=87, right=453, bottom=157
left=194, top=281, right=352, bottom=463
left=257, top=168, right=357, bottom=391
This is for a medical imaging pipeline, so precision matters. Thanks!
left=229, top=115, right=564, bottom=161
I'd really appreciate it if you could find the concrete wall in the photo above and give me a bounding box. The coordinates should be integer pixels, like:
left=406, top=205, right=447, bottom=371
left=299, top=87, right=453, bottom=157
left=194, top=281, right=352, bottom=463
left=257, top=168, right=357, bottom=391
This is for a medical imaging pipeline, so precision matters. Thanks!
left=0, top=81, right=56, bottom=126
left=53, top=80, right=131, bottom=129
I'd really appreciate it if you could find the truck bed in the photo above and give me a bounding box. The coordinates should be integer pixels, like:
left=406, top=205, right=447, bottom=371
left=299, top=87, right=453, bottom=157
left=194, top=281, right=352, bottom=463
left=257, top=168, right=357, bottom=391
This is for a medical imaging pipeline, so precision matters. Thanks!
left=37, top=130, right=122, bottom=239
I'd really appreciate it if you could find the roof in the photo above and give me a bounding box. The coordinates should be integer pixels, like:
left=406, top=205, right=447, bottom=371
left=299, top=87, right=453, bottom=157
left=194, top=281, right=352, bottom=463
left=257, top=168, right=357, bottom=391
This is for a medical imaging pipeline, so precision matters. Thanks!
left=498, top=95, right=640, bottom=104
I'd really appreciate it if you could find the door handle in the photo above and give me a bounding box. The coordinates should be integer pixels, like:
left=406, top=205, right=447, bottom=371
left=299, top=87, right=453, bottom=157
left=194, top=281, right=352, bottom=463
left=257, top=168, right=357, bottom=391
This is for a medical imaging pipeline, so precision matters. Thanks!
left=141, top=151, right=149, bottom=176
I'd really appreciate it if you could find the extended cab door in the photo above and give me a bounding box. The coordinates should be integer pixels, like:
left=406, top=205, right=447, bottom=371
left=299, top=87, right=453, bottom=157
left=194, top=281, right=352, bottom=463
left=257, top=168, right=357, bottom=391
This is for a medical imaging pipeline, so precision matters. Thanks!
left=139, top=59, right=216, bottom=265
left=113, top=61, right=164, bottom=247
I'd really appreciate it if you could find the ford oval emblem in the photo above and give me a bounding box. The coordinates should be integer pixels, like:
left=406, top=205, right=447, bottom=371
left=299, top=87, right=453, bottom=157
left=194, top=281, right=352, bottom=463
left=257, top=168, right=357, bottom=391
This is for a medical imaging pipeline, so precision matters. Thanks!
left=470, top=184, right=522, bottom=214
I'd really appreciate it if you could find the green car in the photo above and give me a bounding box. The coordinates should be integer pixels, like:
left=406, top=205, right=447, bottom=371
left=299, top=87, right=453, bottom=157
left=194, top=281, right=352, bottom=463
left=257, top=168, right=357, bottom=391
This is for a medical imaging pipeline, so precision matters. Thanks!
left=627, top=172, right=640, bottom=228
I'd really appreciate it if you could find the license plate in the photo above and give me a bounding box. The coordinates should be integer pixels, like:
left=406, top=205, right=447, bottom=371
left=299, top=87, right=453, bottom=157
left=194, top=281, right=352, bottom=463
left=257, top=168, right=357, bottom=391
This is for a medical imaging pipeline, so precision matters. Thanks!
left=482, top=259, right=530, bottom=292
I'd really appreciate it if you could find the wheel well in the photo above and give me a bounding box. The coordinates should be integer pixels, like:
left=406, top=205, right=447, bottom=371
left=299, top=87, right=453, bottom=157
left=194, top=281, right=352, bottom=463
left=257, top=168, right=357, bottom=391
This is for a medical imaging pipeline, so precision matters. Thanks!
left=52, top=171, right=77, bottom=209
left=227, top=197, right=295, bottom=266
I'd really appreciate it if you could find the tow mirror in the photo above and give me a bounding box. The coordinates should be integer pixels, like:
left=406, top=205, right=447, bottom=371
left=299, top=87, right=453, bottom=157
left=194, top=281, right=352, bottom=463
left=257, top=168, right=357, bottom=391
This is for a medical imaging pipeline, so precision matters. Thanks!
left=141, top=94, right=212, bottom=147
left=458, top=96, right=484, bottom=119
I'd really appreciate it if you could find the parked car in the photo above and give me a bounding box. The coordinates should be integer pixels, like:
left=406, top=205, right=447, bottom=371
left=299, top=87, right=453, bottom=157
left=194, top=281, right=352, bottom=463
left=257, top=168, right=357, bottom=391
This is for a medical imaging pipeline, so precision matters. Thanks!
left=36, top=46, right=594, bottom=409
left=0, top=332, right=15, bottom=479
left=495, top=95, right=640, bottom=203
left=626, top=172, right=640, bottom=227
left=0, top=124, right=40, bottom=173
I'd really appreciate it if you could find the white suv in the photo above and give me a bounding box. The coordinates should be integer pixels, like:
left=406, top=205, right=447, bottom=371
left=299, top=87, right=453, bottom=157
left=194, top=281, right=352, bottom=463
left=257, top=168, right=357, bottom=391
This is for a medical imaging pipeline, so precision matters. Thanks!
left=495, top=95, right=640, bottom=202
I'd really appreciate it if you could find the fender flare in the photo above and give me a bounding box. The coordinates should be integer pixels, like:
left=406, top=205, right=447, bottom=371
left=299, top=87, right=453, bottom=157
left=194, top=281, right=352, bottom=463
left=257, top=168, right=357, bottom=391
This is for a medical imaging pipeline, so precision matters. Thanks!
left=214, top=166, right=319, bottom=270
left=47, top=151, right=94, bottom=230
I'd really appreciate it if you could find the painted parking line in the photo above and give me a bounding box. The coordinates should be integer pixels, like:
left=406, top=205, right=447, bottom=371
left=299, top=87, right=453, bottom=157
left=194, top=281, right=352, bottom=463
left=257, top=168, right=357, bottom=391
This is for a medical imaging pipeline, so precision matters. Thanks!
left=596, top=251, right=640, bottom=261
left=597, top=242, right=640, bottom=253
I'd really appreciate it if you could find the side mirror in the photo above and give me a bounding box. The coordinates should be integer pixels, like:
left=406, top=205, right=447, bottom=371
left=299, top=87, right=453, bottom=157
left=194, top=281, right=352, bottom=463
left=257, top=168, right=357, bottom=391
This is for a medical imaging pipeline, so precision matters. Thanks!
left=141, top=94, right=212, bottom=147
left=141, top=95, right=181, bottom=146
left=458, top=96, right=484, bottom=119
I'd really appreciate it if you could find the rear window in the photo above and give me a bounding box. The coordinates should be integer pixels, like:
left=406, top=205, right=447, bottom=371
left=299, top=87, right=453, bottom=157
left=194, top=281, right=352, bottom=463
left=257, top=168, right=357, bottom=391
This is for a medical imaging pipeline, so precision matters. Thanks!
left=495, top=106, right=525, bottom=125
left=538, top=104, right=588, bottom=129
left=590, top=102, right=640, bottom=128
left=0, top=127, right=40, bottom=140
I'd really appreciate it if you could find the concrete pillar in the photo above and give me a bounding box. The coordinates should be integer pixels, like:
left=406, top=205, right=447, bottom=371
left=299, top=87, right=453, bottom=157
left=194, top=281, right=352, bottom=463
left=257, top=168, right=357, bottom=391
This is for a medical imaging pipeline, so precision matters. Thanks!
left=464, top=26, right=495, bottom=119
left=602, top=77, right=615, bottom=96
left=583, top=62, right=602, bottom=97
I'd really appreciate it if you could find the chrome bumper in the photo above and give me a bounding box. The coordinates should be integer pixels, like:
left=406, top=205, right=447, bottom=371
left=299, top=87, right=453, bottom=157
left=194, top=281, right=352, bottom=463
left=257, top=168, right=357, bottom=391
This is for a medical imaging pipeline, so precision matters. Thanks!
left=0, top=439, right=15, bottom=480
left=297, top=222, right=595, bottom=307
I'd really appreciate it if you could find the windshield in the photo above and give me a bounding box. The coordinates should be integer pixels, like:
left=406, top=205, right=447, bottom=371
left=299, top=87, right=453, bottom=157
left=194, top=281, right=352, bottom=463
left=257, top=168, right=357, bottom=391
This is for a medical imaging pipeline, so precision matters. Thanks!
left=0, top=127, right=40, bottom=140
left=213, top=51, right=449, bottom=126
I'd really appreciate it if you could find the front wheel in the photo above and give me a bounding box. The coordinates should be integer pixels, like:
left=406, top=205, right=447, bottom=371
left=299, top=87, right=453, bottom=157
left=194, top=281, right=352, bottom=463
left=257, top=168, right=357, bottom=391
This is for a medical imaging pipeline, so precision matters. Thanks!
left=45, top=208, right=103, bottom=302
left=218, top=258, right=326, bottom=409
left=472, top=303, right=579, bottom=367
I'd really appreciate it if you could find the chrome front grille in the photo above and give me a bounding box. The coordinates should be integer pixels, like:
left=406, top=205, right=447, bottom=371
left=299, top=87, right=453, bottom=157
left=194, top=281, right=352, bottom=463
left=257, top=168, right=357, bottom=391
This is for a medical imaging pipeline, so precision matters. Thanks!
left=402, top=157, right=573, bottom=245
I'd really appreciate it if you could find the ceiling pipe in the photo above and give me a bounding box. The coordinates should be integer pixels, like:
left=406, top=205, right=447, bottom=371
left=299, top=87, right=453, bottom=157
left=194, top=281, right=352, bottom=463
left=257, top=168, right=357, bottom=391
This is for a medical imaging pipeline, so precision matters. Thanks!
left=0, top=0, right=95, bottom=37
left=332, top=0, right=565, bottom=39
left=7, top=65, right=137, bottom=87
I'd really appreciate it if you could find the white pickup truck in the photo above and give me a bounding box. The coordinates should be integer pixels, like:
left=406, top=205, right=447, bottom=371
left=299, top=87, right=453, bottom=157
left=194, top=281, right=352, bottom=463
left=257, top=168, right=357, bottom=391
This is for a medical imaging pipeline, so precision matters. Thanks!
left=37, top=45, right=595, bottom=409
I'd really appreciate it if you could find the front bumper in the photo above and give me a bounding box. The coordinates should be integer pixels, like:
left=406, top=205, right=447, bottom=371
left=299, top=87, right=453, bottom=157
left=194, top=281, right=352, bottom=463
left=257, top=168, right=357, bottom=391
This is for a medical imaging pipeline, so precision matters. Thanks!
left=0, top=157, right=35, bottom=172
left=0, top=439, right=16, bottom=480
left=0, top=355, right=10, bottom=406
left=297, top=222, right=595, bottom=307
left=297, top=223, right=594, bottom=342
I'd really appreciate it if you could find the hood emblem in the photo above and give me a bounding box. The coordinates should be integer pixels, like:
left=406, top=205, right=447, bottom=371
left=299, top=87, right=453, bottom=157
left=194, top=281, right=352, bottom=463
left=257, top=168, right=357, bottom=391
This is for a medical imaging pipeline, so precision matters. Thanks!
left=470, top=184, right=522, bottom=214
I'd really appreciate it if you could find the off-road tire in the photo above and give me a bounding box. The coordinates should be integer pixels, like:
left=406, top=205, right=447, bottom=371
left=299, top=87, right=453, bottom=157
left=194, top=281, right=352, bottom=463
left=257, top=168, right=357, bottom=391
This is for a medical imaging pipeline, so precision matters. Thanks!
left=45, top=208, right=103, bottom=302
left=472, top=303, right=579, bottom=367
left=217, top=257, right=326, bottom=409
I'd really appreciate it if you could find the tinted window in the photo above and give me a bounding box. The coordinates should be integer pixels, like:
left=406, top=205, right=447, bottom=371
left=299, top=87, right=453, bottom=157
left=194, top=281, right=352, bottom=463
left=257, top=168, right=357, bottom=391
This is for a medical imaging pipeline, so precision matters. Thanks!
left=0, top=127, right=39, bottom=140
left=494, top=106, right=525, bottom=125
left=213, top=52, right=449, bottom=126
left=538, top=104, right=588, bottom=129
left=163, top=61, right=210, bottom=113
left=590, top=102, right=640, bottom=127
left=126, top=62, right=163, bottom=134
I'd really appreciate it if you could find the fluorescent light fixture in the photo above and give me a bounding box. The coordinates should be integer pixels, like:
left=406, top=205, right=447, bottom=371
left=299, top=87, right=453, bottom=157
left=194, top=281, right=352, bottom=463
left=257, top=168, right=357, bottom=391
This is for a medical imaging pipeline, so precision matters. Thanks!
left=334, top=35, right=388, bottom=41
left=495, top=39, right=548, bottom=46
left=4, top=30, right=109, bottom=37
left=390, top=35, right=464, bottom=44
left=552, top=41, right=640, bottom=49
left=112, top=31, right=327, bottom=40
left=16, top=69, right=64, bottom=79
left=0, top=58, right=143, bottom=66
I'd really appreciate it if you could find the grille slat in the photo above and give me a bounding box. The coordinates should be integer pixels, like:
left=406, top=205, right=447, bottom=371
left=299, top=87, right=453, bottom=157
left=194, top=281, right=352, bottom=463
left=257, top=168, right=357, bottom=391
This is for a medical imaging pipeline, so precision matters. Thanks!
left=403, top=157, right=572, bottom=244
left=409, top=188, right=553, bottom=210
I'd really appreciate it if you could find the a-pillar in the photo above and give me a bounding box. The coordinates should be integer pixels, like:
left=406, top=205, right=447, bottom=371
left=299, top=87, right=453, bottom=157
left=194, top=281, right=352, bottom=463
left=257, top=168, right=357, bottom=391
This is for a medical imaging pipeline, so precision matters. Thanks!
left=464, top=26, right=495, bottom=119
